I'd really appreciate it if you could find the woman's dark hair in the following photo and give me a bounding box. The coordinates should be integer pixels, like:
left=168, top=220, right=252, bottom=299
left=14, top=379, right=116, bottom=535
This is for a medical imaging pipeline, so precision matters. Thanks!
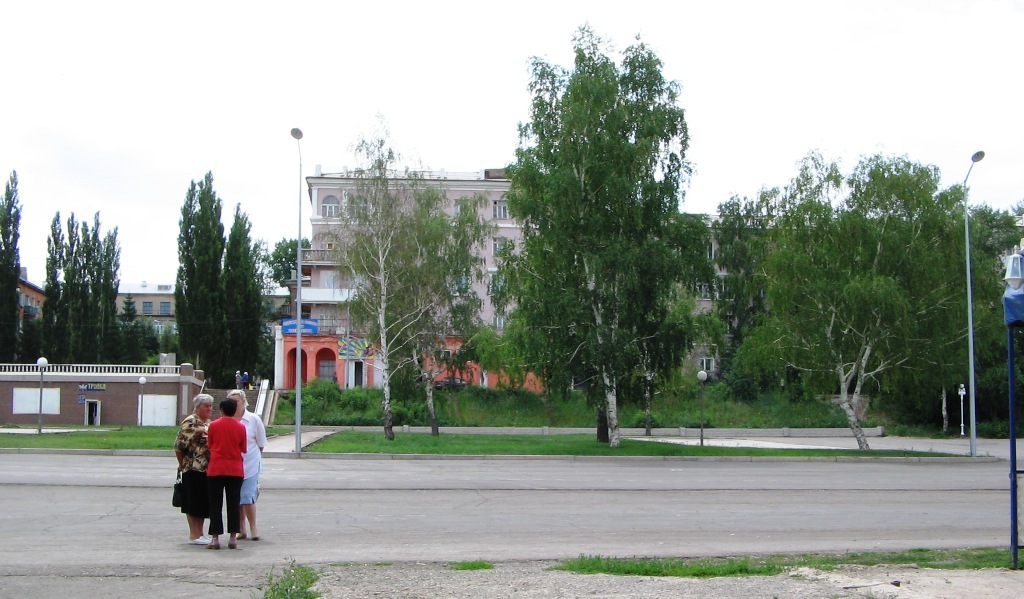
left=219, top=398, right=237, bottom=417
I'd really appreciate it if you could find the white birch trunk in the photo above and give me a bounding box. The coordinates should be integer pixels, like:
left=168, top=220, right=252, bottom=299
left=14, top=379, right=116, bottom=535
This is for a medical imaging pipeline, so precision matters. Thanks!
left=941, top=386, right=948, bottom=433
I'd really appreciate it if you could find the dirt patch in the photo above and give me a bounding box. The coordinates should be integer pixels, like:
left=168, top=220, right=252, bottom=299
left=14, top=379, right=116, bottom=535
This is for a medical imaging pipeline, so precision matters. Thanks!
left=314, top=560, right=1022, bottom=599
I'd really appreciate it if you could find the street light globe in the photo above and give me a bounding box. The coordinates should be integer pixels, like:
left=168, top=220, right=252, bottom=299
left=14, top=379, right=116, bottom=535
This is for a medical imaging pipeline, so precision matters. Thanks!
left=139, top=376, right=147, bottom=386
left=36, top=357, right=47, bottom=368
left=971, top=150, right=985, bottom=163
left=291, top=127, right=303, bottom=140
left=697, top=370, right=708, bottom=383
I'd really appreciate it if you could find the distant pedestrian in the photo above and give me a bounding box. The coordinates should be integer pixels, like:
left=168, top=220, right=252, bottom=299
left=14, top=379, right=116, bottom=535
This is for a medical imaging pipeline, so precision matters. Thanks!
left=234, top=371, right=242, bottom=389
left=241, top=371, right=250, bottom=390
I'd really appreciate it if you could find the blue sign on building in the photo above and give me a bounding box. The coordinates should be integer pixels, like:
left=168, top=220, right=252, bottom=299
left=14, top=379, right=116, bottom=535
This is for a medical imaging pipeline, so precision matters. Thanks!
left=282, top=318, right=319, bottom=335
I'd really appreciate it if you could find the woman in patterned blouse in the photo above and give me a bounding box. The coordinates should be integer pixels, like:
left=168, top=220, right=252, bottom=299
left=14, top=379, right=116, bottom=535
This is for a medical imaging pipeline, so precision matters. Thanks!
left=174, top=393, right=213, bottom=545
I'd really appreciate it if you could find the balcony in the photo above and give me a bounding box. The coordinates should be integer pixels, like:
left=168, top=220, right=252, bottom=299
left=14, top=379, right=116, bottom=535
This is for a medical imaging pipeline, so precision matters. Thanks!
left=301, top=249, right=337, bottom=264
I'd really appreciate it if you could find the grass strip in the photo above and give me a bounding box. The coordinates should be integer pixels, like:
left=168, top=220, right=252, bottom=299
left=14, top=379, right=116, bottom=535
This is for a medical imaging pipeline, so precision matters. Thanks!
left=307, top=431, right=950, bottom=458
left=450, top=561, right=494, bottom=571
left=555, top=548, right=1011, bottom=578
left=0, top=426, right=289, bottom=450
left=0, top=427, right=954, bottom=458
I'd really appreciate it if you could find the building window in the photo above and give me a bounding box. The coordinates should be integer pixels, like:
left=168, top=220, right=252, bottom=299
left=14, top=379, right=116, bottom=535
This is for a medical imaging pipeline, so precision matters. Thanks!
left=492, top=237, right=509, bottom=257
left=322, top=195, right=340, bottom=217
left=493, top=199, right=509, bottom=220
left=487, top=272, right=505, bottom=298
left=493, top=311, right=507, bottom=330
left=153, top=320, right=164, bottom=334
left=160, top=301, right=171, bottom=315
left=142, top=301, right=153, bottom=315
left=700, top=356, right=716, bottom=372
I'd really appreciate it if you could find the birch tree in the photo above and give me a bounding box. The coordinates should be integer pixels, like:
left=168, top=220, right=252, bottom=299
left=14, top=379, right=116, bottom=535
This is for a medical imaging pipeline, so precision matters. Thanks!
left=744, top=153, right=965, bottom=449
left=503, top=27, right=693, bottom=447
left=335, top=134, right=491, bottom=440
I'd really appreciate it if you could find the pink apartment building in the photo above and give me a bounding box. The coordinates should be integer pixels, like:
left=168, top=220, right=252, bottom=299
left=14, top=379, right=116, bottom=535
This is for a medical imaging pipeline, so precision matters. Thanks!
left=275, top=168, right=518, bottom=390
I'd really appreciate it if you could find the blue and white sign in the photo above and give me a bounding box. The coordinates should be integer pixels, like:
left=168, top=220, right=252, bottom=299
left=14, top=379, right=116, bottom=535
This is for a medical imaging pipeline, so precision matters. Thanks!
left=282, top=318, right=319, bottom=335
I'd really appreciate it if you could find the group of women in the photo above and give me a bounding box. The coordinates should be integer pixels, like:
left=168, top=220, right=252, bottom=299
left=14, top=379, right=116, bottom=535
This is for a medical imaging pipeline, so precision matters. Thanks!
left=173, top=389, right=268, bottom=549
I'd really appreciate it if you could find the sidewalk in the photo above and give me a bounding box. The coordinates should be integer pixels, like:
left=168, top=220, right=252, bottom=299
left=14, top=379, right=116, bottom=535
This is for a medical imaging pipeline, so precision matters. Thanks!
left=262, top=427, right=1019, bottom=460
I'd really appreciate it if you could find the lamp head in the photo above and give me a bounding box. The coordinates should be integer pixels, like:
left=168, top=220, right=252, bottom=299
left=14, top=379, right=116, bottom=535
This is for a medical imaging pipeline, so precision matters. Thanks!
left=36, top=357, right=47, bottom=368
left=697, top=370, right=708, bottom=383
left=139, top=376, right=147, bottom=386
left=971, top=151, right=985, bottom=163
left=1004, top=249, right=1024, bottom=290
left=290, top=128, right=303, bottom=140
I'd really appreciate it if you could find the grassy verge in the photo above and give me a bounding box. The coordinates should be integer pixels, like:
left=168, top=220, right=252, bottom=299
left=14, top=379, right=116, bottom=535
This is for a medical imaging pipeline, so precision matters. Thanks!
left=261, top=559, right=319, bottom=598
left=449, top=561, right=494, bottom=571
left=307, top=431, right=950, bottom=458
left=0, top=425, right=290, bottom=450
left=555, top=547, right=1011, bottom=578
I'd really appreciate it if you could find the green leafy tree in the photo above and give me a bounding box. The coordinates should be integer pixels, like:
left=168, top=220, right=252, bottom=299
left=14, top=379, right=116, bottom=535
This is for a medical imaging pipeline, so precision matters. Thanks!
left=118, top=293, right=158, bottom=364
left=18, top=311, right=41, bottom=363
left=223, top=204, right=267, bottom=381
left=0, top=172, right=21, bottom=362
left=408, top=191, right=493, bottom=435
left=41, top=214, right=67, bottom=362
left=502, top=28, right=694, bottom=447
left=39, top=212, right=121, bottom=364
left=268, top=238, right=310, bottom=287
left=713, top=190, right=776, bottom=387
left=175, top=172, right=227, bottom=384
left=742, top=153, right=966, bottom=449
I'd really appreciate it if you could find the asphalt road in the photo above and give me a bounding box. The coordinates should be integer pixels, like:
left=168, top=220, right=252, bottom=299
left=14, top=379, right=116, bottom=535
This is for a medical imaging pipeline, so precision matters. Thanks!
left=0, top=451, right=1012, bottom=597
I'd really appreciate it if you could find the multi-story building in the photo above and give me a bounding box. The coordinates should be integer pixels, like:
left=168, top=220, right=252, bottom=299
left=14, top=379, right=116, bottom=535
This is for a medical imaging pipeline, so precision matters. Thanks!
left=274, top=166, right=724, bottom=391
left=17, top=268, right=45, bottom=322
left=276, top=168, right=515, bottom=390
left=117, top=282, right=177, bottom=336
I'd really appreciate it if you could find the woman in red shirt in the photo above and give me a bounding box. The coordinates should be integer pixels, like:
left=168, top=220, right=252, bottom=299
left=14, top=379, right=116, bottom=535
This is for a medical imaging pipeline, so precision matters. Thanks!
left=206, top=397, right=247, bottom=549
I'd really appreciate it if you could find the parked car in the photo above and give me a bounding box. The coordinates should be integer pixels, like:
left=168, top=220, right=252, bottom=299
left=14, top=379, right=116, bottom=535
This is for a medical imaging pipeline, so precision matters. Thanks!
left=433, top=377, right=466, bottom=391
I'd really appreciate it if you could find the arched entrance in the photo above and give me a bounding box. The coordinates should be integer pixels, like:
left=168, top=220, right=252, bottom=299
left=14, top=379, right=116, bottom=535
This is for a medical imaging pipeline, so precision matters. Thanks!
left=285, top=347, right=308, bottom=389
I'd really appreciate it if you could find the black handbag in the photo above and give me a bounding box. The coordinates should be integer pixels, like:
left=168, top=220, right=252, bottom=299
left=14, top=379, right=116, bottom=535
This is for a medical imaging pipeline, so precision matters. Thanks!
left=172, top=470, right=184, bottom=507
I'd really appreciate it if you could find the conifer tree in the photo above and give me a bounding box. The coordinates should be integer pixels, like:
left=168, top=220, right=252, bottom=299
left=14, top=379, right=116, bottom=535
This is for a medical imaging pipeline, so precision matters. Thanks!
left=175, top=172, right=227, bottom=384
left=0, top=171, right=21, bottom=362
left=223, top=204, right=266, bottom=382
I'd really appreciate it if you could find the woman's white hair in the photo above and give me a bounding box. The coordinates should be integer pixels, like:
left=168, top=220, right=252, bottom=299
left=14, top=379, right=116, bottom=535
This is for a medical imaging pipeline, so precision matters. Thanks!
left=193, top=393, right=214, bottom=410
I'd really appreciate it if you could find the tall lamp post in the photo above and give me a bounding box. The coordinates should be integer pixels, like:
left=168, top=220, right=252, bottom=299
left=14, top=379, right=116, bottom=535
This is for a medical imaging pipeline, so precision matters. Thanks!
left=999, top=246, right=1023, bottom=569
left=963, top=150, right=985, bottom=457
left=697, top=370, right=708, bottom=447
left=958, top=383, right=966, bottom=437
left=291, top=127, right=304, bottom=455
left=36, top=357, right=47, bottom=434
left=138, top=376, right=147, bottom=427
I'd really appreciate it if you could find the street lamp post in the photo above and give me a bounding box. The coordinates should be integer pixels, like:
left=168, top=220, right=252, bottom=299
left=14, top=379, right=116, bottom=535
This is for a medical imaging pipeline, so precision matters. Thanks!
left=138, top=376, right=147, bottom=427
left=958, top=383, right=966, bottom=437
left=697, top=370, right=708, bottom=447
left=999, top=246, right=1024, bottom=569
left=291, top=127, right=304, bottom=455
left=36, top=357, right=47, bottom=434
left=963, top=150, right=985, bottom=457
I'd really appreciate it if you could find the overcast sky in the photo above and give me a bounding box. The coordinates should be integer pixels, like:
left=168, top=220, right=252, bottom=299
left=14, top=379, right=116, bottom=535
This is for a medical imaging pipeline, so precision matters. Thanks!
left=4, top=0, right=1022, bottom=287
